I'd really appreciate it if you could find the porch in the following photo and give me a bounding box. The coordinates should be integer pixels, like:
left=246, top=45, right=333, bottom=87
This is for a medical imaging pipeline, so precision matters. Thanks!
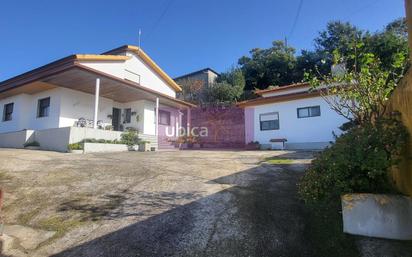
left=0, top=63, right=195, bottom=150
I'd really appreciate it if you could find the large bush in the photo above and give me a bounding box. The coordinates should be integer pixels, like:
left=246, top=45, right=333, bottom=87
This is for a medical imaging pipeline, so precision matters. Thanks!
left=120, top=129, right=141, bottom=146
left=299, top=114, right=408, bottom=203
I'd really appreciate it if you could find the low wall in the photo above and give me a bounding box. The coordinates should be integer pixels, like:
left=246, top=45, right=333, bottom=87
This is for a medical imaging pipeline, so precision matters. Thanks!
left=0, top=127, right=159, bottom=152
left=0, top=130, right=34, bottom=148
left=34, top=127, right=71, bottom=152
left=387, top=69, right=412, bottom=196
left=83, top=143, right=129, bottom=153
left=342, top=194, right=412, bottom=240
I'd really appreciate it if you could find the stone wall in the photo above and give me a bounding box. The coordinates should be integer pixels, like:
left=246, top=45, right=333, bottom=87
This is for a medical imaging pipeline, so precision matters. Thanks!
left=189, top=106, right=245, bottom=148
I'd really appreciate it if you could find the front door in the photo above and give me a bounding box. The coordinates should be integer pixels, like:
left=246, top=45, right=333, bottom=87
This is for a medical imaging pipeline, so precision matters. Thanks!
left=112, top=108, right=121, bottom=131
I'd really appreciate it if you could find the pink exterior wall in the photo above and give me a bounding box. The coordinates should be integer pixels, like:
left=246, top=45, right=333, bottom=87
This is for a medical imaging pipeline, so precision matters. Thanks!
left=189, top=106, right=245, bottom=148
left=158, top=106, right=181, bottom=148
left=244, top=107, right=255, bottom=144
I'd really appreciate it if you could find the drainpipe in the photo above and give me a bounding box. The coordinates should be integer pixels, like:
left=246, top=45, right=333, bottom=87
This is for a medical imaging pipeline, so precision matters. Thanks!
left=93, top=78, right=100, bottom=129
left=187, top=108, right=191, bottom=136
left=155, top=97, right=159, bottom=148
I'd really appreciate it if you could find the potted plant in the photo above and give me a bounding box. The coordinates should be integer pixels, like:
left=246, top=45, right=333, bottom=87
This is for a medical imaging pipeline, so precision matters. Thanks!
left=67, top=142, right=83, bottom=153
left=245, top=141, right=260, bottom=150
left=176, top=136, right=188, bottom=149
left=120, top=129, right=140, bottom=151
left=138, top=141, right=151, bottom=152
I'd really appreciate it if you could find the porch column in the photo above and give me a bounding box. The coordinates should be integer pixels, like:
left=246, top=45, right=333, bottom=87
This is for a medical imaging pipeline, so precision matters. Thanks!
left=93, top=78, right=100, bottom=129
left=186, top=108, right=191, bottom=136
left=176, top=111, right=181, bottom=137
left=155, top=97, right=159, bottom=136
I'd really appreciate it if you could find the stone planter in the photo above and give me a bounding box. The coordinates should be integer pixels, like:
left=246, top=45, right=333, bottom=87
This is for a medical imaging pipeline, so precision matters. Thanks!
left=138, top=142, right=150, bottom=152
left=341, top=193, right=412, bottom=240
left=24, top=146, right=41, bottom=150
left=127, top=145, right=139, bottom=151
left=69, top=149, right=84, bottom=154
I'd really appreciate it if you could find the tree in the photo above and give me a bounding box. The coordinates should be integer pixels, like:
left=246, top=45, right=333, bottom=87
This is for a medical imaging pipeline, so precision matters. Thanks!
left=306, top=43, right=407, bottom=126
left=235, top=19, right=408, bottom=94
left=238, top=40, right=298, bottom=90
left=178, top=78, right=205, bottom=104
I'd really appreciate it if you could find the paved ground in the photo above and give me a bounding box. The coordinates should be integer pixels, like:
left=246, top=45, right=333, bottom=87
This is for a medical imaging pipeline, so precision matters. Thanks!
left=0, top=149, right=316, bottom=257
left=0, top=149, right=409, bottom=257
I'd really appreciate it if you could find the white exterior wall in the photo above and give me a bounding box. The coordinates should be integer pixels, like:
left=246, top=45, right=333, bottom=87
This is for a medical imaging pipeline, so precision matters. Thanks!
left=79, top=51, right=176, bottom=98
left=0, top=87, right=159, bottom=135
left=252, top=96, right=347, bottom=149
left=143, top=100, right=156, bottom=135
left=0, top=88, right=62, bottom=133
left=59, top=87, right=115, bottom=128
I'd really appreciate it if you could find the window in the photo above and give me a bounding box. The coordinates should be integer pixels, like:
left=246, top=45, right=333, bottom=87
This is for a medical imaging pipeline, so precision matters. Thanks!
left=297, top=106, right=321, bottom=118
left=260, top=112, right=279, bottom=131
left=159, top=110, right=171, bottom=125
left=37, top=97, right=50, bottom=118
left=124, top=108, right=131, bottom=123
left=3, top=103, right=14, bottom=121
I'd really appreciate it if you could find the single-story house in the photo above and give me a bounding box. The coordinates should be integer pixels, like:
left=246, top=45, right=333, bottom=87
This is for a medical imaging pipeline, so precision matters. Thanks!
left=0, top=45, right=195, bottom=152
left=238, top=83, right=348, bottom=150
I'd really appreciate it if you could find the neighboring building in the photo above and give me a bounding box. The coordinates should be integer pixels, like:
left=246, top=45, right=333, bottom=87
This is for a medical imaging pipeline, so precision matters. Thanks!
left=0, top=45, right=195, bottom=151
left=174, top=68, right=219, bottom=87
left=238, top=83, right=347, bottom=150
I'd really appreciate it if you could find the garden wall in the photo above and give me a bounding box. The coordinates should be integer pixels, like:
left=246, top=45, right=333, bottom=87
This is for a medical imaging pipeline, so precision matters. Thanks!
left=187, top=106, right=245, bottom=148
left=388, top=69, right=412, bottom=196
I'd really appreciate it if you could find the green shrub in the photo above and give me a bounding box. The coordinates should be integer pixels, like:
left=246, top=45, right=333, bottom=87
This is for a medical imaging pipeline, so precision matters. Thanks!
left=68, top=143, right=83, bottom=150
left=24, top=141, right=40, bottom=147
left=120, top=130, right=141, bottom=146
left=299, top=114, right=408, bottom=203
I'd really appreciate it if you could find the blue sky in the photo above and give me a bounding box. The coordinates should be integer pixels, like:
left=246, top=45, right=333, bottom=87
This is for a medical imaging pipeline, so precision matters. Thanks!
left=0, top=0, right=405, bottom=81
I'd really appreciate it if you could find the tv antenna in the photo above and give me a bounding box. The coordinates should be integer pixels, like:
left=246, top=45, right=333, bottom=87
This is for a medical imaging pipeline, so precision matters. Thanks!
left=138, top=28, right=142, bottom=51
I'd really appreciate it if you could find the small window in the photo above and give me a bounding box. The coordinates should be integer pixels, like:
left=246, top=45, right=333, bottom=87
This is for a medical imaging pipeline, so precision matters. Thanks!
left=3, top=103, right=14, bottom=121
left=37, top=97, right=50, bottom=118
left=260, top=112, right=279, bottom=131
left=124, top=108, right=131, bottom=123
left=297, top=106, right=321, bottom=118
left=159, top=110, right=171, bottom=125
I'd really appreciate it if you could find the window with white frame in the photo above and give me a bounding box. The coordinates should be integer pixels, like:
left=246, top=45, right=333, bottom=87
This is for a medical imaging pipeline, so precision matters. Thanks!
left=297, top=106, right=321, bottom=118
left=260, top=112, right=279, bottom=131
left=3, top=102, right=14, bottom=121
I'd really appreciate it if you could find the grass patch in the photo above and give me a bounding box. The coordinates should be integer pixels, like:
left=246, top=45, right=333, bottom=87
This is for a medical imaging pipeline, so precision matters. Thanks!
left=303, top=202, right=360, bottom=257
left=262, top=157, right=294, bottom=164
left=37, top=216, right=86, bottom=247
left=17, top=208, right=42, bottom=225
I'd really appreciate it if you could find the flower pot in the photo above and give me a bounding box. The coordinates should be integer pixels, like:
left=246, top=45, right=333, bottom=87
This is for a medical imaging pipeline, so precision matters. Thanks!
left=138, top=142, right=150, bottom=152
left=341, top=193, right=412, bottom=240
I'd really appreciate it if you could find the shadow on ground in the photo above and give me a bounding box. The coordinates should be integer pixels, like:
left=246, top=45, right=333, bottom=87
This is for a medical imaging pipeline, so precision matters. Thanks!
left=50, top=152, right=358, bottom=257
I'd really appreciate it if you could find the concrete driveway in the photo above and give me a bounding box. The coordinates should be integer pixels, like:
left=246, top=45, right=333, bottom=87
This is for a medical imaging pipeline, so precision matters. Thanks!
left=1, top=149, right=315, bottom=256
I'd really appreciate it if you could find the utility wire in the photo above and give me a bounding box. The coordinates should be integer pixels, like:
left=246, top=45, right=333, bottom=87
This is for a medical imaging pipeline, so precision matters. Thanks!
left=147, top=0, right=176, bottom=40
left=288, top=0, right=304, bottom=40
